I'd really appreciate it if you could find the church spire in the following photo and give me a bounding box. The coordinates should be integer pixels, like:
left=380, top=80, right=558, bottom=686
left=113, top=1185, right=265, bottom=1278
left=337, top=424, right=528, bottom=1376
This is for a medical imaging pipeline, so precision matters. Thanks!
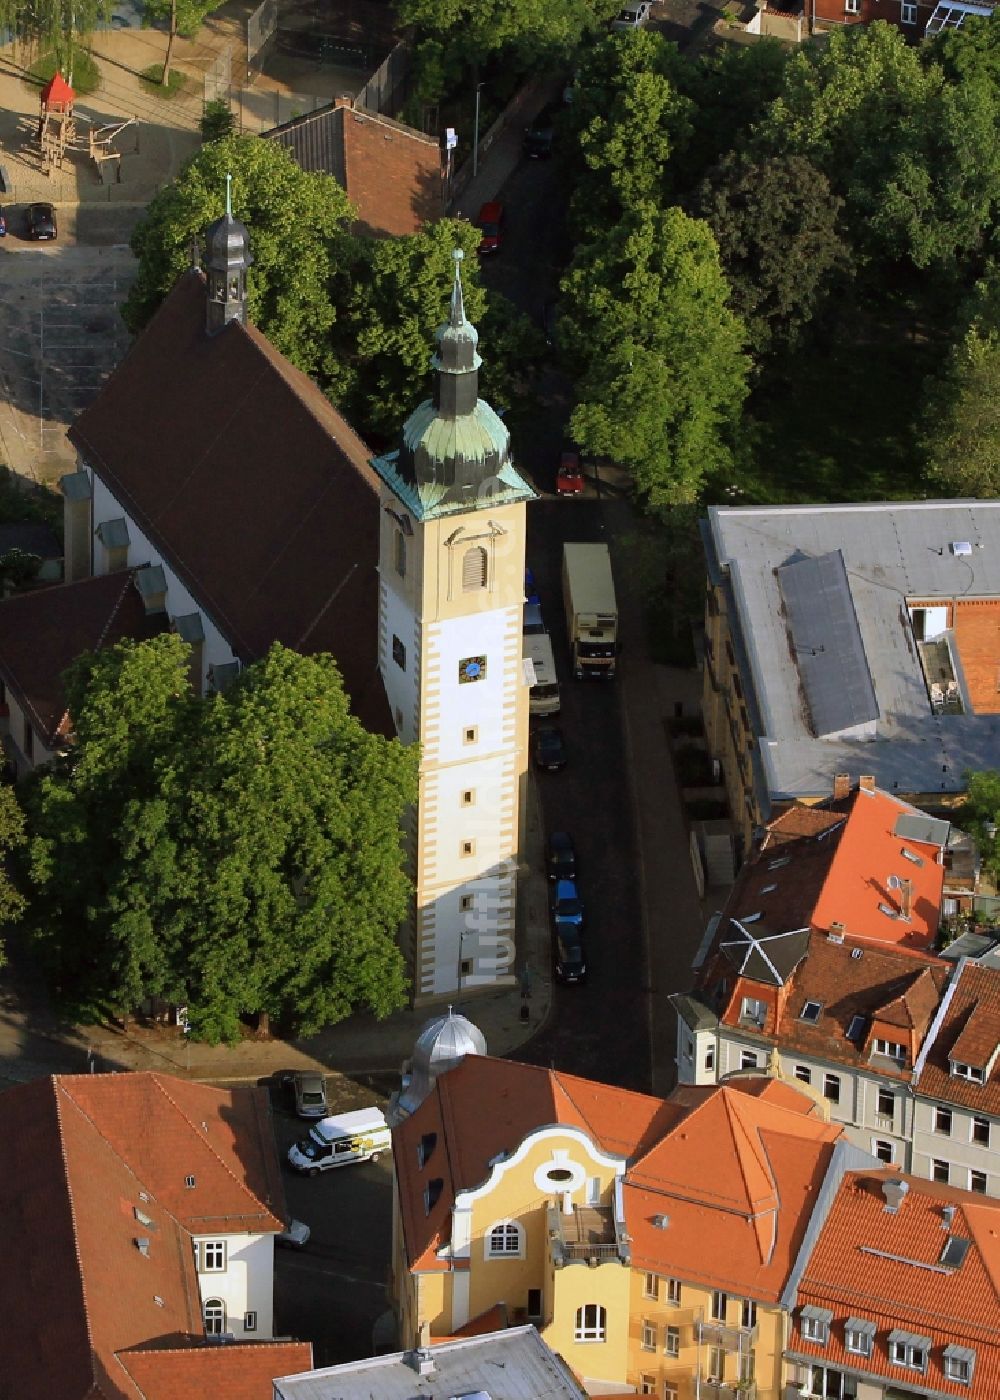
left=433, top=249, right=482, bottom=418
left=203, top=173, right=253, bottom=336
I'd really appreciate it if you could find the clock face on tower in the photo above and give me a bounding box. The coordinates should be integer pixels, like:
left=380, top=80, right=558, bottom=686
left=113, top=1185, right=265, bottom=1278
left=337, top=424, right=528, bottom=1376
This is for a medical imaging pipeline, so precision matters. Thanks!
left=459, top=655, right=487, bottom=684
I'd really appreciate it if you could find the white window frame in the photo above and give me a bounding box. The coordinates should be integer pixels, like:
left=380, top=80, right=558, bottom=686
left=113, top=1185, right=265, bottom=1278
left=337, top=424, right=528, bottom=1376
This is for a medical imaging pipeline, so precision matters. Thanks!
left=944, top=1351, right=974, bottom=1384
left=741, top=996, right=767, bottom=1025
left=203, top=1298, right=226, bottom=1336
left=823, top=1073, right=841, bottom=1104
left=643, top=1272, right=659, bottom=1300
left=795, top=1065, right=812, bottom=1085
left=951, top=1059, right=985, bottom=1083
left=664, top=1324, right=680, bottom=1357
left=575, top=1303, right=606, bottom=1343
left=711, top=1289, right=727, bottom=1322
left=900, top=0, right=917, bottom=19
left=197, top=1239, right=227, bottom=1273
left=935, top=1105, right=953, bottom=1135
left=874, top=1038, right=905, bottom=1060
left=741, top=1298, right=757, bottom=1330
left=641, top=1319, right=656, bottom=1352
left=705, top=1042, right=716, bottom=1073
left=244, top=1310, right=257, bottom=1332
left=802, top=1314, right=829, bottom=1344
left=663, top=1385, right=678, bottom=1400
left=666, top=1276, right=682, bottom=1306
left=890, top=1339, right=927, bottom=1372
left=932, top=1158, right=950, bottom=1184
left=971, top=1114, right=991, bottom=1146
left=844, top=0, right=859, bottom=12
left=873, top=1138, right=895, bottom=1164
left=740, top=1049, right=760, bottom=1070
left=846, top=1325, right=873, bottom=1357
left=486, top=1220, right=524, bottom=1258
left=639, top=1377, right=655, bottom=1396
left=969, top=1168, right=988, bottom=1193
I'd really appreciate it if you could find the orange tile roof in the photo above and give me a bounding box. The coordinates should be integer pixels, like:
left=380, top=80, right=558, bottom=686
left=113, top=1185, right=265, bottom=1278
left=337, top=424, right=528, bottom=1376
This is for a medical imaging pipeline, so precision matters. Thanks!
left=951, top=599, right=1000, bottom=715
left=626, top=1084, right=841, bottom=1300
left=432, top=1303, right=509, bottom=1342
left=914, top=961, right=1000, bottom=1115
left=0, top=1074, right=290, bottom=1400
left=792, top=1169, right=1000, bottom=1397
left=812, top=788, right=944, bottom=949
left=395, top=1057, right=841, bottom=1303
left=118, top=1342, right=313, bottom=1397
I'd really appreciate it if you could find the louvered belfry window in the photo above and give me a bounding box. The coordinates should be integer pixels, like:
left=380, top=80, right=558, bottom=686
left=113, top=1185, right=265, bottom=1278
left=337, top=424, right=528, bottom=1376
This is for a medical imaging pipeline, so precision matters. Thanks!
left=462, top=545, right=487, bottom=591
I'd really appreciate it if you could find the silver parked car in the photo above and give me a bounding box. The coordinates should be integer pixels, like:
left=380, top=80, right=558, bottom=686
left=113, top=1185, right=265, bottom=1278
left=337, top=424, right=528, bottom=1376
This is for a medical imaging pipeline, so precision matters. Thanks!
left=283, top=1070, right=328, bottom=1118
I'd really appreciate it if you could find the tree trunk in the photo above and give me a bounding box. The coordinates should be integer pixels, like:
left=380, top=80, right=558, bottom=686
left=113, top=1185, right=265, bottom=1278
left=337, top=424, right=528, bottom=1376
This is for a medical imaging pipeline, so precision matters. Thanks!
left=162, top=0, right=177, bottom=84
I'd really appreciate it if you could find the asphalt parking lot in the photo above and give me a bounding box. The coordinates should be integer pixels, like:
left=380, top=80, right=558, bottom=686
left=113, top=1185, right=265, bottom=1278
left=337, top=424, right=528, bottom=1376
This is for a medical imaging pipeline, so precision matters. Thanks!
left=268, top=1077, right=395, bottom=1366
left=0, top=243, right=135, bottom=484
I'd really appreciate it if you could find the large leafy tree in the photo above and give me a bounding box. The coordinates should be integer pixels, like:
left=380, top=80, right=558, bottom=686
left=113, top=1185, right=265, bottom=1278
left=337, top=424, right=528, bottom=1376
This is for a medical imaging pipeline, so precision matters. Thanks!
left=958, top=770, right=1000, bottom=887
left=23, top=636, right=416, bottom=1042
left=758, top=22, right=1000, bottom=270
left=0, top=787, right=27, bottom=972
left=695, top=152, right=846, bottom=358
left=0, top=0, right=108, bottom=60
left=674, top=39, right=789, bottom=193
left=123, top=136, right=355, bottom=385
left=560, top=202, right=748, bottom=506
left=920, top=326, right=1000, bottom=496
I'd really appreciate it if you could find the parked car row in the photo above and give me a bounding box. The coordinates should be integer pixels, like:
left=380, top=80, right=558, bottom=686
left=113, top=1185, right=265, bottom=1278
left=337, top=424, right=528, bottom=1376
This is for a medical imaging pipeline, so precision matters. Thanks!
left=0, top=202, right=57, bottom=240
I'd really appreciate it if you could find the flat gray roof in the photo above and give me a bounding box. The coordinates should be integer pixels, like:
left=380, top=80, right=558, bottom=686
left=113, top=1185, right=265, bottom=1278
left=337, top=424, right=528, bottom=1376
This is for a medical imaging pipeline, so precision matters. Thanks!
left=273, top=1326, right=586, bottom=1400
left=705, top=501, right=1000, bottom=804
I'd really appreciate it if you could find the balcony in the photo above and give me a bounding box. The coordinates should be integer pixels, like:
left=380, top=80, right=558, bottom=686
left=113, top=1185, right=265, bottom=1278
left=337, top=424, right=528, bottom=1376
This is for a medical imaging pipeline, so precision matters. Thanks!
left=696, top=1318, right=758, bottom=1351
left=547, top=1203, right=630, bottom=1267
left=696, top=1381, right=756, bottom=1400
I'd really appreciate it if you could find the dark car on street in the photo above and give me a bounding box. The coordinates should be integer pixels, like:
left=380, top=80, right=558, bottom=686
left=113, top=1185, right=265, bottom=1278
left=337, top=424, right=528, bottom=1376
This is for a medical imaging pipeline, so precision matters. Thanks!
left=522, top=103, right=560, bottom=159
left=547, top=831, right=577, bottom=882
left=534, top=725, right=566, bottom=771
left=554, top=925, right=586, bottom=984
left=27, top=202, right=57, bottom=240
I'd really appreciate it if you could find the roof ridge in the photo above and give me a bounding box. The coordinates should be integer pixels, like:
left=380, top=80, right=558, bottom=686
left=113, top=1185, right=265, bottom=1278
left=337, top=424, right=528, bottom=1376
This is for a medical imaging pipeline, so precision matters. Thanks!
left=49, top=568, right=138, bottom=742
left=51, top=1078, right=120, bottom=1398
left=722, top=1089, right=780, bottom=1209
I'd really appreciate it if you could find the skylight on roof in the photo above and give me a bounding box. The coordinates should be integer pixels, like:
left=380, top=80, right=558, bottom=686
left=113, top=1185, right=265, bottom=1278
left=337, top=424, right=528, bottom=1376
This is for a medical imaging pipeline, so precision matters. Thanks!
left=940, top=1236, right=971, bottom=1269
left=761, top=883, right=778, bottom=894
left=846, top=1014, right=866, bottom=1042
left=768, top=857, right=790, bottom=870
left=742, top=912, right=762, bottom=924
left=878, top=902, right=899, bottom=918
left=901, top=847, right=924, bottom=867
left=800, top=1000, right=823, bottom=1024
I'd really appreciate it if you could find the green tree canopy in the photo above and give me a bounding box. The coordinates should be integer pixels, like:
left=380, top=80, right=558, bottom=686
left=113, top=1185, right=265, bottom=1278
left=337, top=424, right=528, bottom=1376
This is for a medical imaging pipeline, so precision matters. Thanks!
left=920, top=326, right=1000, bottom=496
left=560, top=202, right=749, bottom=506
left=695, top=152, right=846, bottom=358
left=674, top=39, right=789, bottom=192
left=123, top=136, right=355, bottom=384
left=23, top=635, right=416, bottom=1042
left=958, top=770, right=1000, bottom=887
left=0, top=0, right=108, bottom=60
left=757, top=22, right=1000, bottom=270
left=0, top=786, right=27, bottom=972
left=141, top=0, right=220, bottom=82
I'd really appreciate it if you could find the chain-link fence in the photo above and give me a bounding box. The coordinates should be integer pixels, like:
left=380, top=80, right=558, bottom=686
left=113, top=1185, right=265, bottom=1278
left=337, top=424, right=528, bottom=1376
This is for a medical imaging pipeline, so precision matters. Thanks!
left=247, top=0, right=278, bottom=63
left=204, top=44, right=232, bottom=107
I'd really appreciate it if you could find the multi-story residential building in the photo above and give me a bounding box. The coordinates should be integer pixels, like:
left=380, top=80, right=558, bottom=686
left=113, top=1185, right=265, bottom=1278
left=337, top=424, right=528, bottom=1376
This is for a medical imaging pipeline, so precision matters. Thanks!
left=672, top=780, right=1000, bottom=1195
left=390, top=1047, right=850, bottom=1398
left=784, top=1168, right=1000, bottom=1399
left=700, top=501, right=1000, bottom=857
left=0, top=1071, right=310, bottom=1397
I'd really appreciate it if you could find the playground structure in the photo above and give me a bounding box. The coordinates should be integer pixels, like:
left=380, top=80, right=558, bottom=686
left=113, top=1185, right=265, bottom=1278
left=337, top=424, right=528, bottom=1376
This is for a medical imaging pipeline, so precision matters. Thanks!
left=35, top=72, right=138, bottom=183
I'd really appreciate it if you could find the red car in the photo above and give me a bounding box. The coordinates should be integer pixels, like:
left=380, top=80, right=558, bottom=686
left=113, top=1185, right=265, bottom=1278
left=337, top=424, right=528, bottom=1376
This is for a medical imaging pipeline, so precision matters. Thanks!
left=475, top=201, right=504, bottom=254
left=556, top=450, right=584, bottom=495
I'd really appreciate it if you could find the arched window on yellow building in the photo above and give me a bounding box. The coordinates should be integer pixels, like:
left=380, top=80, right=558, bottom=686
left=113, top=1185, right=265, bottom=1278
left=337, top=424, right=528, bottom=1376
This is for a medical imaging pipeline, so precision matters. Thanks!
left=575, top=1303, right=606, bottom=1342
left=486, top=1220, right=523, bottom=1258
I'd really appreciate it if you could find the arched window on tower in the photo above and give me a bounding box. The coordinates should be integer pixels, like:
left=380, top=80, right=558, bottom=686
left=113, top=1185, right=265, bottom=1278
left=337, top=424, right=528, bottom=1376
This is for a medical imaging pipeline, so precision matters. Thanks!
left=462, top=545, right=488, bottom=592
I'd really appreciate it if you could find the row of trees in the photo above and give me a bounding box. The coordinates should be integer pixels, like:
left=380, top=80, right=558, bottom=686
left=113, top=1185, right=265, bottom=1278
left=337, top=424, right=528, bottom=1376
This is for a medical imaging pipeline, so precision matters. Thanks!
left=4, top=637, right=416, bottom=1043
left=124, top=135, right=541, bottom=442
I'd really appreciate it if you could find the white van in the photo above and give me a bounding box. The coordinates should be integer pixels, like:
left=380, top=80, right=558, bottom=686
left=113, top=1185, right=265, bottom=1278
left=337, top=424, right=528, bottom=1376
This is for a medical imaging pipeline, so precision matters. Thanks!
left=287, top=1106, right=390, bottom=1176
left=524, top=632, right=561, bottom=716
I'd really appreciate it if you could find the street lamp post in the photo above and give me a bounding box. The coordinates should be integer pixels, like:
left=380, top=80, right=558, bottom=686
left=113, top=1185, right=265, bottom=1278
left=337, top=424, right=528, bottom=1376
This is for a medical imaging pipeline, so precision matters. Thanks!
left=473, top=81, right=484, bottom=178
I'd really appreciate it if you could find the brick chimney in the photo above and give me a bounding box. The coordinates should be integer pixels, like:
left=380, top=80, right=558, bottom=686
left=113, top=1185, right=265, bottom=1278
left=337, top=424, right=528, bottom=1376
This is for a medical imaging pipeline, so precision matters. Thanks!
left=833, top=773, right=851, bottom=800
left=859, top=774, right=876, bottom=793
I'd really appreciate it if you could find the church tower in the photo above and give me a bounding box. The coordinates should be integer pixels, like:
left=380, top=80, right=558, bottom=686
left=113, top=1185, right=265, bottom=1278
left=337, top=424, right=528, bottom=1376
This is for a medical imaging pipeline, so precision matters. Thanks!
left=373, top=251, right=534, bottom=1004
left=204, top=173, right=253, bottom=335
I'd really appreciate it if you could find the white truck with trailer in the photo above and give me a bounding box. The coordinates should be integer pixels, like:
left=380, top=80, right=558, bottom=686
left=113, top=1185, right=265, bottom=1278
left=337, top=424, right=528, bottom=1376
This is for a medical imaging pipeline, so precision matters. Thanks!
left=562, top=542, right=618, bottom=680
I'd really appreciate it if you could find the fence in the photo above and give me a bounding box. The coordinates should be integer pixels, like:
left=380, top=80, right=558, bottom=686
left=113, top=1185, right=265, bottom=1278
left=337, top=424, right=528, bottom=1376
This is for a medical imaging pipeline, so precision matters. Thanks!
left=204, top=44, right=232, bottom=107
left=355, top=39, right=411, bottom=117
left=247, top=0, right=278, bottom=62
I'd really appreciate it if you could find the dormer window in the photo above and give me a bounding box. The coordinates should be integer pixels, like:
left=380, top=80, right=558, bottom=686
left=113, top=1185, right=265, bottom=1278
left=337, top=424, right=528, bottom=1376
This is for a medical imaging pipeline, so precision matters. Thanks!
left=951, top=1059, right=986, bottom=1083
left=800, top=1000, right=823, bottom=1024
left=800, top=1306, right=832, bottom=1344
left=943, top=1344, right=976, bottom=1384
left=741, top=997, right=767, bottom=1028
left=873, top=1038, right=906, bottom=1062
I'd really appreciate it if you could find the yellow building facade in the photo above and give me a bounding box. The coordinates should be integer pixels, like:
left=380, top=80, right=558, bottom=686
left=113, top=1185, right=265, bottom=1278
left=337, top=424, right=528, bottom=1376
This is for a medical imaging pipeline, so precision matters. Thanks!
left=392, top=1055, right=841, bottom=1399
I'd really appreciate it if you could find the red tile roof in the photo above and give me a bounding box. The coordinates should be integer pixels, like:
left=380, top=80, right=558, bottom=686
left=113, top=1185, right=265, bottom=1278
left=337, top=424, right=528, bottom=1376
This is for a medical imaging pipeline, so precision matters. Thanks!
left=264, top=100, right=444, bottom=237
left=793, top=1169, right=1000, bottom=1397
left=69, top=272, right=392, bottom=736
left=914, top=961, right=1000, bottom=1115
left=118, top=1342, right=313, bottom=1397
left=0, top=571, right=166, bottom=746
left=0, top=1073, right=291, bottom=1400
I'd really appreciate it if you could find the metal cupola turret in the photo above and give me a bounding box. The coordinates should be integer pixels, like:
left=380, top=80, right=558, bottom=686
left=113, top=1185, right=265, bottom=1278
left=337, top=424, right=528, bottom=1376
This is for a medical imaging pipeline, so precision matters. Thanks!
left=204, top=172, right=253, bottom=335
